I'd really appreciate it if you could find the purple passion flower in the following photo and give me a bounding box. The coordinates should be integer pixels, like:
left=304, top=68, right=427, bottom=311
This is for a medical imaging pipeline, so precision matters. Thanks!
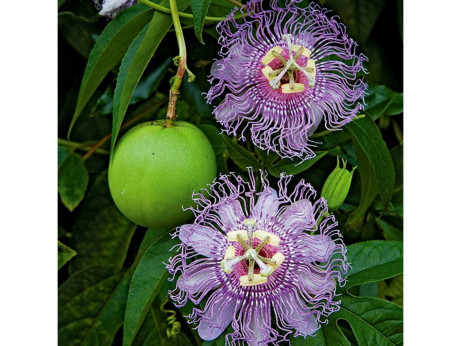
left=206, top=0, right=368, bottom=160
left=167, top=169, right=348, bottom=345
left=94, top=0, right=136, bottom=17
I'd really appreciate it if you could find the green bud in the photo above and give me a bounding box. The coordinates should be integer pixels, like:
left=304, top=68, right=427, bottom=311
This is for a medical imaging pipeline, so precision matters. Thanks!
left=321, top=158, right=356, bottom=211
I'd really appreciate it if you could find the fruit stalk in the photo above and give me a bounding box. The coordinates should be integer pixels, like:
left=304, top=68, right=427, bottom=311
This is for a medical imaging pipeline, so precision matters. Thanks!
left=166, top=0, right=189, bottom=121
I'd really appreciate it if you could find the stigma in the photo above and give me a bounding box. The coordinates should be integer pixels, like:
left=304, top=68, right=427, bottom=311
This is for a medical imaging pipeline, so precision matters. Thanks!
left=221, top=219, right=285, bottom=287
left=261, top=34, right=316, bottom=93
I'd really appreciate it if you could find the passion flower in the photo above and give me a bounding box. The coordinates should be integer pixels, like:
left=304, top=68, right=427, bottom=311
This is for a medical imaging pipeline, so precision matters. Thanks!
left=207, top=0, right=368, bottom=160
left=167, top=169, right=348, bottom=344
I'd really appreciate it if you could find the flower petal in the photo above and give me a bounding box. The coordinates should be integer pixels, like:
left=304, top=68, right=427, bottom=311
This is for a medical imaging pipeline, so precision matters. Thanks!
left=178, top=259, right=222, bottom=304
left=277, top=200, right=316, bottom=234
left=216, top=199, right=246, bottom=233
left=179, top=224, right=226, bottom=258
left=291, top=233, right=336, bottom=262
left=197, top=288, right=240, bottom=341
left=274, top=289, right=318, bottom=337
left=251, top=187, right=280, bottom=227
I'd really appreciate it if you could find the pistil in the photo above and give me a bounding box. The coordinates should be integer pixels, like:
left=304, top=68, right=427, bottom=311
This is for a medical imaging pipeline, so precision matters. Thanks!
left=221, top=219, right=285, bottom=286
left=261, top=34, right=316, bottom=93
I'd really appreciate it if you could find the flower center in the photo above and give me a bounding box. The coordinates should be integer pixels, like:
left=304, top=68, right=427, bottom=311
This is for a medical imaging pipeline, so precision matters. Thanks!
left=220, top=219, right=285, bottom=287
left=261, top=34, right=316, bottom=93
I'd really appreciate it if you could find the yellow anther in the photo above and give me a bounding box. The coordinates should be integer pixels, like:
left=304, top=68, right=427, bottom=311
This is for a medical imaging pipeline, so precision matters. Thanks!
left=227, top=230, right=248, bottom=242
left=239, top=274, right=268, bottom=286
left=306, top=59, right=316, bottom=79
left=291, top=45, right=311, bottom=58
left=262, top=66, right=279, bottom=84
left=270, top=252, right=285, bottom=271
left=224, top=246, right=235, bottom=259
left=262, top=46, right=283, bottom=65
left=281, top=83, right=305, bottom=94
left=254, top=230, right=281, bottom=246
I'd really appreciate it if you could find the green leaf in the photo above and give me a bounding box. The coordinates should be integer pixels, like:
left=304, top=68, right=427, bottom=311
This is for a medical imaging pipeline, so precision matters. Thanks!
left=58, top=241, right=77, bottom=269
left=181, top=71, right=213, bottom=118
left=130, top=57, right=171, bottom=105
left=267, top=151, right=327, bottom=178
left=190, top=0, right=213, bottom=44
left=375, top=218, right=403, bottom=241
left=222, top=135, right=263, bottom=170
left=365, top=85, right=403, bottom=120
left=69, top=172, right=136, bottom=274
left=111, top=0, right=189, bottom=154
left=198, top=124, right=226, bottom=155
left=58, top=149, right=89, bottom=211
left=123, top=232, right=179, bottom=346
left=58, top=12, right=99, bottom=58
left=346, top=116, right=395, bottom=223
left=344, top=240, right=403, bottom=289
left=290, top=319, right=351, bottom=346
left=68, top=4, right=155, bottom=137
left=378, top=275, right=403, bottom=307
left=335, top=295, right=403, bottom=345
left=58, top=266, right=131, bottom=346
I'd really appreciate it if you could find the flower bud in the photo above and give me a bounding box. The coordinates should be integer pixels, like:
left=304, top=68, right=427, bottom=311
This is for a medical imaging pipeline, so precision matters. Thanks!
left=321, top=158, right=355, bottom=211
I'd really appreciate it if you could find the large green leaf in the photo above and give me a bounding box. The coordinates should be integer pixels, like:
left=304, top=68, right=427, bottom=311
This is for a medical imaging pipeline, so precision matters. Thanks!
left=222, top=135, right=263, bottom=170
left=58, top=241, right=77, bottom=269
left=346, top=115, right=395, bottom=223
left=68, top=4, right=155, bottom=137
left=335, top=295, right=403, bottom=345
left=290, top=319, right=351, bottom=346
left=58, top=266, right=131, bottom=346
left=58, top=147, right=89, bottom=211
left=344, top=240, right=403, bottom=289
left=110, top=0, right=189, bottom=154
left=129, top=58, right=171, bottom=105
left=365, top=85, right=403, bottom=120
left=123, top=231, right=179, bottom=346
left=69, top=172, right=136, bottom=274
left=268, top=151, right=327, bottom=178
left=190, top=0, right=212, bottom=44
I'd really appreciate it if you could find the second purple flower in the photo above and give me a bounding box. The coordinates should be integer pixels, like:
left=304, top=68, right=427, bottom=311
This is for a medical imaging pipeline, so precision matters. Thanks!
left=207, top=0, right=368, bottom=160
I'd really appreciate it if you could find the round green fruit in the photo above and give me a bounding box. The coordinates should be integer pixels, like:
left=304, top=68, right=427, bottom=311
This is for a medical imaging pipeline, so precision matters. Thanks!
left=108, top=120, right=216, bottom=229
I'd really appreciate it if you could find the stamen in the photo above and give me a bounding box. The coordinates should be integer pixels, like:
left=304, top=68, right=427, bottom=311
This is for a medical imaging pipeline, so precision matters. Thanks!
left=240, top=274, right=267, bottom=286
left=281, top=83, right=305, bottom=94
left=248, top=259, right=255, bottom=281
left=255, top=236, right=270, bottom=253
left=261, top=46, right=283, bottom=65
left=257, top=255, right=277, bottom=264
left=288, top=70, right=295, bottom=89
left=292, top=44, right=311, bottom=59
left=221, top=254, right=246, bottom=274
left=254, top=230, right=281, bottom=246
left=271, top=252, right=285, bottom=271
left=271, top=50, right=287, bottom=65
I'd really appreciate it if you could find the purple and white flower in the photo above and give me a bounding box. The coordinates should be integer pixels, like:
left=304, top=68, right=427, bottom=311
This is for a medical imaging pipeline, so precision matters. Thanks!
left=94, top=0, right=136, bottom=17
left=206, top=0, right=368, bottom=160
left=167, top=169, right=348, bottom=345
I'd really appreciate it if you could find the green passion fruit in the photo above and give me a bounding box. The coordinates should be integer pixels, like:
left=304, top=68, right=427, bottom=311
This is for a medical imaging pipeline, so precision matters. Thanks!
left=108, top=120, right=217, bottom=229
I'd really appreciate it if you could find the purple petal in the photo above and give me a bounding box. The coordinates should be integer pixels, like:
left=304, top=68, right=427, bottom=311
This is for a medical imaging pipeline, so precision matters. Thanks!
left=179, top=224, right=226, bottom=258
left=274, top=289, right=318, bottom=337
left=178, top=259, right=222, bottom=304
left=291, top=234, right=336, bottom=262
left=277, top=200, right=316, bottom=234
left=197, top=288, right=240, bottom=341
left=251, top=187, right=280, bottom=227
left=216, top=199, right=246, bottom=233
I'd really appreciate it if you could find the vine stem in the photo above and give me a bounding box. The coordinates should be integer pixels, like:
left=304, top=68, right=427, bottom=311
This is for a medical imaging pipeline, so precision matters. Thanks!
left=166, top=0, right=189, bottom=121
left=81, top=97, right=168, bottom=161
left=138, top=0, right=244, bottom=21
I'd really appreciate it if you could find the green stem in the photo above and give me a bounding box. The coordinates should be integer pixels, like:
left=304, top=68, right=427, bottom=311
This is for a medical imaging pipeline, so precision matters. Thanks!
left=165, top=0, right=190, bottom=121
left=138, top=0, right=244, bottom=21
